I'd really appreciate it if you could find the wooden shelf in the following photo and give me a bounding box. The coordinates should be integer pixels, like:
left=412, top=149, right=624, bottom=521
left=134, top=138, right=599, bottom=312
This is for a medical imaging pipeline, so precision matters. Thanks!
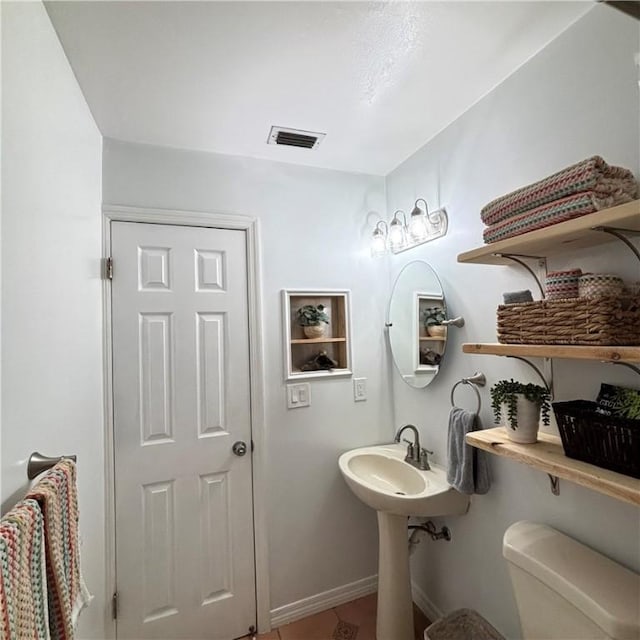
left=415, top=365, right=438, bottom=372
left=291, top=367, right=351, bottom=377
left=419, top=336, right=446, bottom=342
left=466, top=427, right=640, bottom=506
left=291, top=337, right=346, bottom=344
left=457, top=200, right=640, bottom=265
left=463, top=343, right=640, bottom=364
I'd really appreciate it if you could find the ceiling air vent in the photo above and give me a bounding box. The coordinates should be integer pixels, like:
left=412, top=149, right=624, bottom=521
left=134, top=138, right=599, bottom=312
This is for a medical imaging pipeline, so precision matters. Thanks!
left=267, top=126, right=326, bottom=150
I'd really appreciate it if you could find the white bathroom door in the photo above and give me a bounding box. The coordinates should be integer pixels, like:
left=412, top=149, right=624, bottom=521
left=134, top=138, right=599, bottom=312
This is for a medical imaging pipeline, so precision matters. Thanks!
left=111, top=221, right=256, bottom=639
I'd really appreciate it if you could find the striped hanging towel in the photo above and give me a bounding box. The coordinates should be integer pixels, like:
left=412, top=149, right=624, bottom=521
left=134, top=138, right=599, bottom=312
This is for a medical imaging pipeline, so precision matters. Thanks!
left=27, top=459, right=91, bottom=640
left=0, top=498, right=50, bottom=639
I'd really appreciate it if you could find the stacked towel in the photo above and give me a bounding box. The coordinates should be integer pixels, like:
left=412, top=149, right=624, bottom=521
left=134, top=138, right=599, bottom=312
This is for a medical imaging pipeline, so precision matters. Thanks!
left=0, top=499, right=49, bottom=639
left=27, top=459, right=91, bottom=640
left=447, top=407, right=490, bottom=495
left=481, top=156, right=637, bottom=244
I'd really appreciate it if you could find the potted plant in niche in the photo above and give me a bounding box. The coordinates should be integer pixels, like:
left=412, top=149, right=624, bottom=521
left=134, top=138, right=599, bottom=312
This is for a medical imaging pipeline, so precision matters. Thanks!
left=490, top=379, right=551, bottom=444
left=423, top=306, right=446, bottom=338
left=296, top=304, right=330, bottom=339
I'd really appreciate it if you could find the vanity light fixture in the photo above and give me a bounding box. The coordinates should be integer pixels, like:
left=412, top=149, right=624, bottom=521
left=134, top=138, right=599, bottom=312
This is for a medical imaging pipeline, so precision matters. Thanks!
left=370, top=199, right=448, bottom=255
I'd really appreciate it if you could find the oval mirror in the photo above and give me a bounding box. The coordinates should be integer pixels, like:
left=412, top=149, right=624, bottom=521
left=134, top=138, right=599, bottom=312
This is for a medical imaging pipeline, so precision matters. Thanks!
left=388, top=260, right=447, bottom=389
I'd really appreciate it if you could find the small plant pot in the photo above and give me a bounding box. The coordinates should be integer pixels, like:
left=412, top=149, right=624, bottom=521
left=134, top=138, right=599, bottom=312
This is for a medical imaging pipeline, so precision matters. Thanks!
left=303, top=324, right=326, bottom=339
left=427, top=325, right=447, bottom=338
left=502, top=395, right=541, bottom=443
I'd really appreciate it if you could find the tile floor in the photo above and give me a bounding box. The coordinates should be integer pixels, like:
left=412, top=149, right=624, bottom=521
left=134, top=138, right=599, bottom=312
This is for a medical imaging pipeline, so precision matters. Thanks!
left=255, top=593, right=429, bottom=640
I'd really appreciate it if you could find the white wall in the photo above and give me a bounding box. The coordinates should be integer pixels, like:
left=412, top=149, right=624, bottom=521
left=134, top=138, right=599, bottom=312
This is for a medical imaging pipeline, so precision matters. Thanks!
left=385, top=6, right=640, bottom=637
left=102, top=139, right=394, bottom=615
left=1, top=3, right=106, bottom=638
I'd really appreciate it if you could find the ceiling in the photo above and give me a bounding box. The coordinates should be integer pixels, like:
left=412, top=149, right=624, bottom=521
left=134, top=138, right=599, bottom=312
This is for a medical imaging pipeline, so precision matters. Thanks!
left=46, top=1, right=592, bottom=176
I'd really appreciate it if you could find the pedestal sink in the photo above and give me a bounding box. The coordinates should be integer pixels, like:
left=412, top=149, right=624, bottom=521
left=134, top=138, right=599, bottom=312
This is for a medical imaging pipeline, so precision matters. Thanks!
left=338, top=444, right=469, bottom=640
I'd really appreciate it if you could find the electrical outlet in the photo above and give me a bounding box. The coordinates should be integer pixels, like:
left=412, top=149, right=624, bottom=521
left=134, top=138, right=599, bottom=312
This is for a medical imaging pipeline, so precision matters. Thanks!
left=354, top=377, right=367, bottom=402
left=287, top=383, right=311, bottom=409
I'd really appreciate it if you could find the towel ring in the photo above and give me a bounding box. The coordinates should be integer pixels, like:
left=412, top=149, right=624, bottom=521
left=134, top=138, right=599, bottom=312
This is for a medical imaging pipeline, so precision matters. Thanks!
left=450, top=372, right=486, bottom=414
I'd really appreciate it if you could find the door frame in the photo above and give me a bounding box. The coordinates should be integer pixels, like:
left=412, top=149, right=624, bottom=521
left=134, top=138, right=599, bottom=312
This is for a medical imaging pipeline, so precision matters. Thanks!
left=102, top=204, right=270, bottom=637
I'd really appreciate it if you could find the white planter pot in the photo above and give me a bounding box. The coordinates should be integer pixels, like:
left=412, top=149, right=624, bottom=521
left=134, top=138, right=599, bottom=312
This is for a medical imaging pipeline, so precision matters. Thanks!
left=303, top=324, right=325, bottom=339
left=427, top=325, right=447, bottom=338
left=502, top=394, right=541, bottom=443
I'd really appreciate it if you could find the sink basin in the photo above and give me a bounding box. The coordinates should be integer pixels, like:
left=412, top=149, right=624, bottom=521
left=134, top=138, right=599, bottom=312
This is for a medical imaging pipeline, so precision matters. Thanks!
left=339, top=443, right=469, bottom=517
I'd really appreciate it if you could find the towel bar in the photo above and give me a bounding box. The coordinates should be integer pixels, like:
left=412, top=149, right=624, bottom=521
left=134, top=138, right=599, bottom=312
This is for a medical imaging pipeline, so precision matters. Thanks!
left=450, top=372, right=486, bottom=414
left=27, top=452, right=77, bottom=480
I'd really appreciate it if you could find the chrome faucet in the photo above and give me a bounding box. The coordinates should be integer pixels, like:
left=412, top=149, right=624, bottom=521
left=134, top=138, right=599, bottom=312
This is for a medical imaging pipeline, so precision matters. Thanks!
left=394, top=424, right=433, bottom=470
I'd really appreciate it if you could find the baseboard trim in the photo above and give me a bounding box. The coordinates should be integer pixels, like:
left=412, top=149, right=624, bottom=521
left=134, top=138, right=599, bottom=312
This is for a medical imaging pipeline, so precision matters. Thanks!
left=270, top=575, right=378, bottom=628
left=411, top=581, right=443, bottom=626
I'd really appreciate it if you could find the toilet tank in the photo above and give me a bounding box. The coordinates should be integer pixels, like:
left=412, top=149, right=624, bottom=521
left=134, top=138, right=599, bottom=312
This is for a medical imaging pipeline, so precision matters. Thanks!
left=503, top=521, right=640, bottom=640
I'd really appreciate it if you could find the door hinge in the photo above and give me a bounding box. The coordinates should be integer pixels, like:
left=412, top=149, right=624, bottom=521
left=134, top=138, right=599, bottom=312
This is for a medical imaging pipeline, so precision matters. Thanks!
left=105, top=257, right=114, bottom=280
left=111, top=591, right=118, bottom=620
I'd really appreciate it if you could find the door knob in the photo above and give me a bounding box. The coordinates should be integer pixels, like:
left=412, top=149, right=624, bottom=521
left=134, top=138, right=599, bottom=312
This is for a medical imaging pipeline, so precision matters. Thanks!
left=232, top=441, right=247, bottom=456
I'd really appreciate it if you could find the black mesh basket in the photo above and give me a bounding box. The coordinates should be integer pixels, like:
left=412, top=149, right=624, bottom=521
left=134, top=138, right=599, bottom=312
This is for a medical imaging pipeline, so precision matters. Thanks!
left=552, top=400, right=640, bottom=479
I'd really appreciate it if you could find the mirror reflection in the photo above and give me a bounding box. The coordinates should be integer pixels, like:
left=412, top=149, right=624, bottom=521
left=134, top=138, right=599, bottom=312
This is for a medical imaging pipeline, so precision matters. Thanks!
left=388, top=261, right=447, bottom=389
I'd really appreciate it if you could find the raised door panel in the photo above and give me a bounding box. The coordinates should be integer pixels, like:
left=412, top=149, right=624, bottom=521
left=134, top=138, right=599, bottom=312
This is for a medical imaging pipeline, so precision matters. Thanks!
left=196, top=313, right=227, bottom=438
left=139, top=313, right=174, bottom=445
left=142, top=480, right=177, bottom=623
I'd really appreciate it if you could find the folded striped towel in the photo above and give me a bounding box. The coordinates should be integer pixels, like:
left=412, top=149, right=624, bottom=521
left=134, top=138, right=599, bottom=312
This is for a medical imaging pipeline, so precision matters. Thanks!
left=482, top=190, right=634, bottom=244
left=27, top=459, right=91, bottom=640
left=481, top=156, right=637, bottom=226
left=0, top=498, right=50, bottom=639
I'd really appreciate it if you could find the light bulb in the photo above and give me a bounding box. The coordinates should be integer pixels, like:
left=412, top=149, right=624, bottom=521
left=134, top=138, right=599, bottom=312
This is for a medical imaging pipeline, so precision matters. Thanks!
left=371, top=228, right=387, bottom=257
left=389, top=218, right=406, bottom=249
left=409, top=212, right=428, bottom=241
left=409, top=199, right=430, bottom=242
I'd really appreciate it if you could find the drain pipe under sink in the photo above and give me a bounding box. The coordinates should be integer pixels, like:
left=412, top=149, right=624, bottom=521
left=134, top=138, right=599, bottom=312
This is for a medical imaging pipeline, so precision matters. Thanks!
left=408, top=521, right=451, bottom=554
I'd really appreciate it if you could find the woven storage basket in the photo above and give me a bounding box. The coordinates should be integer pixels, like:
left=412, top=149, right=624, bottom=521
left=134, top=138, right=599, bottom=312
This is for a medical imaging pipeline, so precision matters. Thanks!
left=577, top=273, right=624, bottom=298
left=497, top=295, right=640, bottom=345
left=553, top=400, right=640, bottom=478
left=545, top=268, right=581, bottom=299
left=426, top=609, right=504, bottom=640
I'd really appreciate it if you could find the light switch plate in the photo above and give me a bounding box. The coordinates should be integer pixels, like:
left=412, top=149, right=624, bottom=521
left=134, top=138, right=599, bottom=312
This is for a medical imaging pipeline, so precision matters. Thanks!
left=287, top=382, right=311, bottom=409
left=354, top=377, right=367, bottom=402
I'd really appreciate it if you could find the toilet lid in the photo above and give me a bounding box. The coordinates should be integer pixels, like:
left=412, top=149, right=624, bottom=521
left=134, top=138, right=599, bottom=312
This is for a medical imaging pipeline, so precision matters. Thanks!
left=503, top=521, right=640, bottom=640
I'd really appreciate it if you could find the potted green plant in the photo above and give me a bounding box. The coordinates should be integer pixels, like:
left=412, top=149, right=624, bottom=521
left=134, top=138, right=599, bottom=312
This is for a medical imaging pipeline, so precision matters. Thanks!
left=296, top=304, right=330, bottom=339
left=490, top=379, right=551, bottom=443
left=423, top=306, right=446, bottom=337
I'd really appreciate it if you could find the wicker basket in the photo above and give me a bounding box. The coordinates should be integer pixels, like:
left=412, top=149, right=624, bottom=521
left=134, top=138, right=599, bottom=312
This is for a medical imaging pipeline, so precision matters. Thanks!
left=426, top=609, right=504, bottom=640
left=545, top=268, right=581, bottom=299
left=553, top=400, right=640, bottom=478
left=497, top=295, right=640, bottom=345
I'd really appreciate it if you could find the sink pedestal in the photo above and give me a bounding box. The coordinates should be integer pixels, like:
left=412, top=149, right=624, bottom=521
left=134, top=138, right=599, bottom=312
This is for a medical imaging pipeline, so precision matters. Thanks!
left=338, top=444, right=470, bottom=639
left=376, top=512, right=414, bottom=640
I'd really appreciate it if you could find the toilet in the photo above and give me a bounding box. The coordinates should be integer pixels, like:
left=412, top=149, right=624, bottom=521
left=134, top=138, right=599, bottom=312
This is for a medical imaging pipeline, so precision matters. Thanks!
left=425, top=521, right=639, bottom=640
left=504, top=521, right=640, bottom=640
